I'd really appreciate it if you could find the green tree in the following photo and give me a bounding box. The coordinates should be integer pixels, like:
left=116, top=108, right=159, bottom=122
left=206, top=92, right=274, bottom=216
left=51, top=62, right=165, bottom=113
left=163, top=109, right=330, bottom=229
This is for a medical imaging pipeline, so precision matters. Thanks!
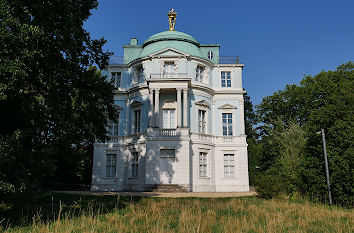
left=0, top=0, right=116, bottom=193
left=256, top=61, right=354, bottom=206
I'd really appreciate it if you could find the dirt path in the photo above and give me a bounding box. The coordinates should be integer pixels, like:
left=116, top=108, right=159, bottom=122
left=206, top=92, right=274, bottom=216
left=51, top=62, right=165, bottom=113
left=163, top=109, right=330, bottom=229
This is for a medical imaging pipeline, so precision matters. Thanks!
left=54, top=190, right=257, bottom=198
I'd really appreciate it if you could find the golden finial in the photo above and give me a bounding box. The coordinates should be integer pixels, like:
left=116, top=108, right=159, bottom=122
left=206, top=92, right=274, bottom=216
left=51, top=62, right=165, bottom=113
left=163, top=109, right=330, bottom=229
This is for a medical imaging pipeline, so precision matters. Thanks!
left=168, top=8, right=177, bottom=31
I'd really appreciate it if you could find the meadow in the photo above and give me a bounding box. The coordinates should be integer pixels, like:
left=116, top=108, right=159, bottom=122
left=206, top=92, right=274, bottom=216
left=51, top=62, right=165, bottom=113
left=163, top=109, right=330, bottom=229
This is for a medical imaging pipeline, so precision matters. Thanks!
left=0, top=192, right=352, bottom=232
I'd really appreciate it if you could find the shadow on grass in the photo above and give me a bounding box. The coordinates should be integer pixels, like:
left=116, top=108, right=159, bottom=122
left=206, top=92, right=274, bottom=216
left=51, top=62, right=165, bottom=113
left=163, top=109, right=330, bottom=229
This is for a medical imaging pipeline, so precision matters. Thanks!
left=0, top=190, right=144, bottom=229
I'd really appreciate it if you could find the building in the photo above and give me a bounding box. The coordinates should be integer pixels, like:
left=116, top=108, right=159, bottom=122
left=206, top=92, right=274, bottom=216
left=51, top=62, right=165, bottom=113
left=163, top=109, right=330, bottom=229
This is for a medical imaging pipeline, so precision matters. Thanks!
left=91, top=9, right=249, bottom=192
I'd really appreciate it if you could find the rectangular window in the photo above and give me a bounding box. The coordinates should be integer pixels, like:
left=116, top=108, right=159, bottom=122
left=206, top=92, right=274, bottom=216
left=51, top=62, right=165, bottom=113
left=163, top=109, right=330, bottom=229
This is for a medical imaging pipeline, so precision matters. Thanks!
left=195, top=66, right=204, bottom=82
left=108, top=113, right=120, bottom=136
left=222, top=113, right=233, bottom=136
left=112, top=72, right=121, bottom=88
left=224, top=154, right=235, bottom=177
left=199, top=152, right=207, bottom=177
left=131, top=152, right=139, bottom=177
left=133, top=110, right=141, bottom=134
left=160, top=149, right=175, bottom=158
left=221, top=71, right=231, bottom=87
left=106, top=154, right=117, bottom=177
left=162, top=109, right=176, bottom=129
left=198, top=110, right=206, bottom=134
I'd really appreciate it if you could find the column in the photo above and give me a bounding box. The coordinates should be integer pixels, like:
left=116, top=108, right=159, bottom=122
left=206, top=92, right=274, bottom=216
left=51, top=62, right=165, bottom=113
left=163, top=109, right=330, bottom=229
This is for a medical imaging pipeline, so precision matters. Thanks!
left=183, top=88, right=188, bottom=128
left=239, top=99, right=245, bottom=135
left=154, top=88, right=160, bottom=127
left=148, top=88, right=153, bottom=127
left=176, top=88, right=182, bottom=128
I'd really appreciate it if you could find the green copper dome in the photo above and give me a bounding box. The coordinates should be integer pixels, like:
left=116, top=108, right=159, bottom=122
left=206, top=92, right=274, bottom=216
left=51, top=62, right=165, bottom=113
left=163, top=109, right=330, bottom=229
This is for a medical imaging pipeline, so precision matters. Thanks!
left=139, top=30, right=202, bottom=58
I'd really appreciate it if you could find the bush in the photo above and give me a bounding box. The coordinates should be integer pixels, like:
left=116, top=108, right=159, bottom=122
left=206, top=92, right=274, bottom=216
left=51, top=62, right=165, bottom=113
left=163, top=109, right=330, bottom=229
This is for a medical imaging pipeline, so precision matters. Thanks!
left=255, top=174, right=285, bottom=199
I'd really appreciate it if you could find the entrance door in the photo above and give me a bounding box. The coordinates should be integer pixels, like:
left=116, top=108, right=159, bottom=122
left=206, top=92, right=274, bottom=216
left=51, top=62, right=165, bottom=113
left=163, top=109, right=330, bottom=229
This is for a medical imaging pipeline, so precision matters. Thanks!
left=160, top=157, right=176, bottom=184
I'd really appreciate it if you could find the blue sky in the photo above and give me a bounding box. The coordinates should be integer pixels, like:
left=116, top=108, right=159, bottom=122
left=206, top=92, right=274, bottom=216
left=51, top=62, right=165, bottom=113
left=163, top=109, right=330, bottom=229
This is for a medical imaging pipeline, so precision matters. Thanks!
left=85, top=0, right=354, bottom=105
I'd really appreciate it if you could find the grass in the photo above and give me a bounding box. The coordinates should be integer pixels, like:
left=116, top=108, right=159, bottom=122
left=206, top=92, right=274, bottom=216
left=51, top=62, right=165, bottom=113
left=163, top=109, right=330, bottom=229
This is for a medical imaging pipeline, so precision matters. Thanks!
left=0, top=192, right=353, bottom=232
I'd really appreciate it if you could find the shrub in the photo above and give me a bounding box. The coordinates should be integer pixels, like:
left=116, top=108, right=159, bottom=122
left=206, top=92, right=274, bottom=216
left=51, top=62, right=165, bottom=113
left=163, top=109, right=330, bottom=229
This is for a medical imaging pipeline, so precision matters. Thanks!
left=255, top=174, right=285, bottom=199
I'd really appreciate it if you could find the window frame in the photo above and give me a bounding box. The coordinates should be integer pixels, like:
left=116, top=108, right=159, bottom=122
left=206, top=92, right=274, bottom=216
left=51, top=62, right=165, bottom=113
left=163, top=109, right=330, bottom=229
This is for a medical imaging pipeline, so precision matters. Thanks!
left=107, top=112, right=120, bottom=137
left=111, top=72, right=121, bottom=88
left=160, top=149, right=176, bottom=158
left=222, top=113, right=233, bottom=136
left=199, top=152, right=208, bottom=177
left=221, top=71, right=232, bottom=87
left=131, top=152, right=139, bottom=178
left=198, top=109, right=207, bottom=134
left=224, top=154, right=235, bottom=178
left=105, top=153, right=117, bottom=177
left=133, top=109, right=141, bottom=134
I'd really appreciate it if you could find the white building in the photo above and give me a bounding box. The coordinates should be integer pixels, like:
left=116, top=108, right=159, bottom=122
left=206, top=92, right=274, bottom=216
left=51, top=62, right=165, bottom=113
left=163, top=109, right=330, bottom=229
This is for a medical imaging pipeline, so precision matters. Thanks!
left=91, top=10, right=249, bottom=192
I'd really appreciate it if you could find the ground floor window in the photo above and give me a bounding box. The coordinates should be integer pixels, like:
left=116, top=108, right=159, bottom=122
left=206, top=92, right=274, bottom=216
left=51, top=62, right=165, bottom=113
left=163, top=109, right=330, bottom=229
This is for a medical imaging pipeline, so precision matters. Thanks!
left=106, top=154, right=117, bottom=177
left=131, top=152, right=139, bottom=177
left=199, top=152, right=207, bottom=177
left=160, top=149, right=175, bottom=157
left=224, top=154, right=235, bottom=177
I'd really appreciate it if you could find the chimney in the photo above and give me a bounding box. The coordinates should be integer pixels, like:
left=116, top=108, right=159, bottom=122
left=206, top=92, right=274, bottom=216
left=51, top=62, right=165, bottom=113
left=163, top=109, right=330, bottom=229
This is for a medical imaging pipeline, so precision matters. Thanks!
left=130, top=38, right=138, bottom=45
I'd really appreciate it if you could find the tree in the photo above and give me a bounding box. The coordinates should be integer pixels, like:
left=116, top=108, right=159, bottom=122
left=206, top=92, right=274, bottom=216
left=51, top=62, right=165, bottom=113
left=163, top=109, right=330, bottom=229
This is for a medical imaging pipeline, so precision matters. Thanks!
left=0, top=0, right=116, bottom=193
left=256, top=61, right=354, bottom=206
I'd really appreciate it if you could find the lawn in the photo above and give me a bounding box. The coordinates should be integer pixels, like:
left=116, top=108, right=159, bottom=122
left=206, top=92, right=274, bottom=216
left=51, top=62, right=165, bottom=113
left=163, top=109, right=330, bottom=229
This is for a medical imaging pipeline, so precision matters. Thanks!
left=0, top=192, right=352, bottom=232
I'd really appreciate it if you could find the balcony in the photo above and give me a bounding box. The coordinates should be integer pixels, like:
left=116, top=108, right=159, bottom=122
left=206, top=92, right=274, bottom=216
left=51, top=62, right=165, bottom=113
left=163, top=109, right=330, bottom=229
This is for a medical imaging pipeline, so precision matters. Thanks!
left=149, top=73, right=188, bottom=79
left=217, top=56, right=239, bottom=64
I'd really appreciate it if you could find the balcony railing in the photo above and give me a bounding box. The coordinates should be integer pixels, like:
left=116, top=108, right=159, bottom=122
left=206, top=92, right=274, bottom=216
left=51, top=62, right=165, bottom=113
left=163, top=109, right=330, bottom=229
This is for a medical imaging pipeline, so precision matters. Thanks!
left=218, top=56, right=239, bottom=64
left=109, top=56, right=125, bottom=65
left=159, top=129, right=177, bottom=137
left=149, top=73, right=188, bottom=79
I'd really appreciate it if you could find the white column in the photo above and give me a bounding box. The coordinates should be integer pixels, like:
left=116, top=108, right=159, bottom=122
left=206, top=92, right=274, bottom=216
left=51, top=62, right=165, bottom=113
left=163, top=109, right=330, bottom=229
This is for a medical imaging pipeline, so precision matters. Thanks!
left=239, top=99, right=245, bottom=135
left=176, top=88, right=182, bottom=128
left=183, top=88, right=188, bottom=128
left=148, top=89, right=153, bottom=127
left=154, top=88, right=160, bottom=127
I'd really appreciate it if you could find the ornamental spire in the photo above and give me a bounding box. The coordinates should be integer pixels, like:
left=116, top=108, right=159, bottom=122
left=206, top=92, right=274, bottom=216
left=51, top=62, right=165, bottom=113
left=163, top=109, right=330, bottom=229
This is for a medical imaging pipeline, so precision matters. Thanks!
left=168, top=8, right=177, bottom=31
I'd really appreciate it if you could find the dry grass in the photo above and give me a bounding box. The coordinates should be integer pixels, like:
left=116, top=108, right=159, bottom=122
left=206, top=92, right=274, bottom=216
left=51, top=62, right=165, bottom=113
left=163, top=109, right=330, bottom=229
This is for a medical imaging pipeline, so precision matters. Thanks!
left=4, top=197, right=353, bottom=233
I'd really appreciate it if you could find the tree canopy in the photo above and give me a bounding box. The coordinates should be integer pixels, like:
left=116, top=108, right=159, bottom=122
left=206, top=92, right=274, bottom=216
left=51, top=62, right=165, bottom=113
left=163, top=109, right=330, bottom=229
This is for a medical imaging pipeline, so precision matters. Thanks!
left=0, top=0, right=116, bottom=193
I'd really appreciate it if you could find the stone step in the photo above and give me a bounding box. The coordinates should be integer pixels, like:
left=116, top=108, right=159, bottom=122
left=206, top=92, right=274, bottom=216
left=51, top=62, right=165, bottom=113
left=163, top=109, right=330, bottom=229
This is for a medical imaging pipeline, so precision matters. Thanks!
left=149, top=184, right=188, bottom=193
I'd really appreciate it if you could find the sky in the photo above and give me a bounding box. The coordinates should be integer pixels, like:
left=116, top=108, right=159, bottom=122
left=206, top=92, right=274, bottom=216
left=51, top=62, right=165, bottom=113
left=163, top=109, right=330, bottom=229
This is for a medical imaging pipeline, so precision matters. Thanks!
left=84, top=0, right=354, bottom=105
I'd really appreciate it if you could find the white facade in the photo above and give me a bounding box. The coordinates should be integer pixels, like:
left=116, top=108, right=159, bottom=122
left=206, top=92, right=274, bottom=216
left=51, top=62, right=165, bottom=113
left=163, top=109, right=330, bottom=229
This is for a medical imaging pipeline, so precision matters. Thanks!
left=91, top=29, right=249, bottom=192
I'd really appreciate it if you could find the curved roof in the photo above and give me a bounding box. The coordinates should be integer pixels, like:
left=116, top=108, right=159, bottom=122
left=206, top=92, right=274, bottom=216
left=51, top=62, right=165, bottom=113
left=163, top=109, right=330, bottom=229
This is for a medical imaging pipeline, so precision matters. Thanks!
left=139, top=31, right=202, bottom=58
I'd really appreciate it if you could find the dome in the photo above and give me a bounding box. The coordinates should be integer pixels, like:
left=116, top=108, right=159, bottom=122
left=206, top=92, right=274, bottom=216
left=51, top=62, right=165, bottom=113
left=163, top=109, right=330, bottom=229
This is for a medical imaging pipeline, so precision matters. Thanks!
left=139, top=30, right=202, bottom=58
left=143, top=31, right=200, bottom=46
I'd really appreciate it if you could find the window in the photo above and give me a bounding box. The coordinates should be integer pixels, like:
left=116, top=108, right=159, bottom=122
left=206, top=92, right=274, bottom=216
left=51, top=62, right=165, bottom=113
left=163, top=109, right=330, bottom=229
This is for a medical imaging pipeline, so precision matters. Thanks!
left=160, top=149, right=175, bottom=157
left=207, top=51, right=213, bottom=60
left=199, top=152, right=207, bottom=177
left=224, top=154, right=235, bottom=177
left=137, top=66, right=144, bottom=82
left=198, top=110, right=206, bottom=134
left=131, top=152, right=139, bottom=177
left=106, top=154, right=117, bottom=177
left=222, top=113, right=233, bottom=136
left=162, top=109, right=176, bottom=129
left=195, top=66, right=204, bottom=82
left=108, top=113, right=119, bottom=137
left=112, top=72, right=121, bottom=88
left=221, top=71, right=231, bottom=87
left=133, top=109, right=141, bottom=134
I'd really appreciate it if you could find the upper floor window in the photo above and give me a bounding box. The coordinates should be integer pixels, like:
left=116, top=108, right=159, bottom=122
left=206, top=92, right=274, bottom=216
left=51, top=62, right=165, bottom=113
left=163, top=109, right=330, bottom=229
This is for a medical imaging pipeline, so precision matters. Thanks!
left=112, top=72, right=121, bottom=88
left=222, top=113, right=233, bottom=136
left=163, top=109, right=176, bottom=129
left=224, top=154, right=235, bottom=177
left=195, top=66, right=204, bottom=82
left=137, top=66, right=144, bottom=82
left=198, top=109, right=206, bottom=134
left=133, top=109, right=141, bottom=134
left=131, top=152, right=139, bottom=177
left=108, top=113, right=119, bottom=137
left=106, top=154, right=117, bottom=177
left=221, top=71, right=231, bottom=87
left=199, top=152, right=207, bottom=177
left=207, top=51, right=213, bottom=60
left=164, top=62, right=175, bottom=77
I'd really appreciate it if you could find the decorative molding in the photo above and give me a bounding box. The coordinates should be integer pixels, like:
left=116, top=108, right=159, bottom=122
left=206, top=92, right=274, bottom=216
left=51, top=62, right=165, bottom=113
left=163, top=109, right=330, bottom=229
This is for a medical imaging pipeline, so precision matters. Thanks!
left=113, top=104, right=124, bottom=111
left=195, top=100, right=211, bottom=108
left=149, top=47, right=190, bottom=58
left=218, top=103, right=237, bottom=109
left=130, top=100, right=144, bottom=108
left=162, top=99, right=176, bottom=109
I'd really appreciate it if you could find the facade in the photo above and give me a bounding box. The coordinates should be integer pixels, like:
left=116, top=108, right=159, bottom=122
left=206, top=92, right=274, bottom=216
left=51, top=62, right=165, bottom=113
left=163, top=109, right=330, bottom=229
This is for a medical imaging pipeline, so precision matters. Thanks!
left=91, top=11, right=249, bottom=192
